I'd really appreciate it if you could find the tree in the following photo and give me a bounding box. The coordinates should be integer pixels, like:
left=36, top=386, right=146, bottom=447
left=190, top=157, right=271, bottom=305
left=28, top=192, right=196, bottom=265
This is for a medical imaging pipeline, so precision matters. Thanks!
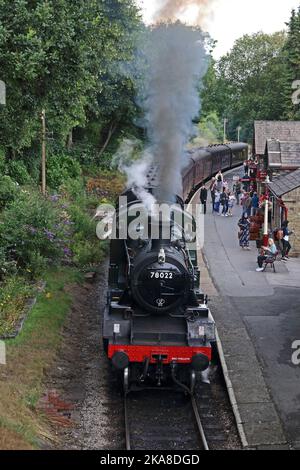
left=0, top=0, right=142, bottom=157
left=191, top=111, right=223, bottom=146
left=201, top=32, right=288, bottom=143
left=81, top=0, right=143, bottom=154
left=283, top=7, right=300, bottom=120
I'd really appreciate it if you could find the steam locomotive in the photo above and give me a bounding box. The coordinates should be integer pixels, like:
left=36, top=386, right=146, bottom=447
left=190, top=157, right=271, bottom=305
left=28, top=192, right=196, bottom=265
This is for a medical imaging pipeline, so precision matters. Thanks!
left=103, top=142, right=248, bottom=393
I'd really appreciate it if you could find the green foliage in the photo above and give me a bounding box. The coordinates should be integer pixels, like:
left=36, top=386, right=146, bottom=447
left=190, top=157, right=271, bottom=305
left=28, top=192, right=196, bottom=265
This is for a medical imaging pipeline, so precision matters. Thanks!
left=0, top=0, right=142, bottom=158
left=67, top=204, right=96, bottom=241
left=59, top=177, right=86, bottom=201
left=0, top=246, right=18, bottom=280
left=193, top=112, right=223, bottom=146
left=0, top=175, right=18, bottom=209
left=6, top=160, right=32, bottom=185
left=202, top=32, right=288, bottom=142
left=0, top=189, right=63, bottom=277
left=47, top=154, right=82, bottom=189
left=72, top=239, right=106, bottom=268
left=283, top=7, right=300, bottom=120
left=0, top=147, right=5, bottom=173
left=0, top=275, right=33, bottom=337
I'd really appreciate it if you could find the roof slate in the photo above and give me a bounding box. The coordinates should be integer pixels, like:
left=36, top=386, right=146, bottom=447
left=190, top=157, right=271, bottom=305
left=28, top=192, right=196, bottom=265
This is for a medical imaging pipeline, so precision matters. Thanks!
left=266, top=140, right=300, bottom=169
left=254, top=121, right=300, bottom=155
left=268, top=168, right=300, bottom=197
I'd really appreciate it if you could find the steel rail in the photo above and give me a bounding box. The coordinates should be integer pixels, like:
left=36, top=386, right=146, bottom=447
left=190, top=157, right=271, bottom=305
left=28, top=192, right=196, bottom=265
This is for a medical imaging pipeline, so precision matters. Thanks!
left=124, top=391, right=210, bottom=451
left=190, top=395, right=209, bottom=451
left=124, top=394, right=131, bottom=451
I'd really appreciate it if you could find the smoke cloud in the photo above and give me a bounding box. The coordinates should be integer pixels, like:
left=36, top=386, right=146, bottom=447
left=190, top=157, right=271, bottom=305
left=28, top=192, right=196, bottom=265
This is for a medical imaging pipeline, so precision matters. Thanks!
left=113, top=139, right=156, bottom=211
left=140, top=23, right=209, bottom=202
left=154, top=0, right=215, bottom=26
left=114, top=3, right=212, bottom=205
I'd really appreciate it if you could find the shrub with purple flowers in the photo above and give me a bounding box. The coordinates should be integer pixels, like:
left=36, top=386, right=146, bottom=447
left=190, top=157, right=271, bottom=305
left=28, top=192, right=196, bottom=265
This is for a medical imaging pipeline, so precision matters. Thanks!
left=0, top=189, right=66, bottom=278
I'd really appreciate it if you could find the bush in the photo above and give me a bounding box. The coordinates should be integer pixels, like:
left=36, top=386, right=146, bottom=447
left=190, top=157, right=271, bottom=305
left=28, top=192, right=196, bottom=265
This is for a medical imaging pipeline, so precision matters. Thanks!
left=0, top=189, right=65, bottom=278
left=0, top=275, right=33, bottom=336
left=67, top=204, right=97, bottom=241
left=86, top=171, right=125, bottom=203
left=0, top=247, right=18, bottom=280
left=6, top=160, right=32, bottom=185
left=59, top=177, right=85, bottom=201
left=72, top=239, right=106, bottom=267
left=0, top=148, right=6, bottom=173
left=0, top=175, right=19, bottom=209
left=47, top=154, right=82, bottom=189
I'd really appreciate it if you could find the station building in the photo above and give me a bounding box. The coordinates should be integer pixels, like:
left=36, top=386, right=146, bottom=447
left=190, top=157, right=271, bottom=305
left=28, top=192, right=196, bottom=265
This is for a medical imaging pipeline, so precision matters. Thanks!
left=253, top=121, right=300, bottom=257
left=253, top=120, right=300, bottom=159
left=267, top=169, right=300, bottom=257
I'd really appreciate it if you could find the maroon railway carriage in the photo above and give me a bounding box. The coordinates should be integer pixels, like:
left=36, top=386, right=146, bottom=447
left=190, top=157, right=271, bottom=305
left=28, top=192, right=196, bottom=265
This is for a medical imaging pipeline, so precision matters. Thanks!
left=182, top=143, right=248, bottom=201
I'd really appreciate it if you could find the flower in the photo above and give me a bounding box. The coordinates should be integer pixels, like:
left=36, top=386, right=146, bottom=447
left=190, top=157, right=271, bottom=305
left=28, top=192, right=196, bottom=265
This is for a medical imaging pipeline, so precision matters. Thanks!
left=28, top=226, right=38, bottom=235
left=63, top=247, right=72, bottom=257
left=44, top=229, right=55, bottom=241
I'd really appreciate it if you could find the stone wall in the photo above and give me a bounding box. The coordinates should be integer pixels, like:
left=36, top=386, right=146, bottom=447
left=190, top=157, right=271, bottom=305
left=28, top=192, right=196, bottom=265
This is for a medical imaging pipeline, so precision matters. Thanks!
left=282, top=188, right=300, bottom=257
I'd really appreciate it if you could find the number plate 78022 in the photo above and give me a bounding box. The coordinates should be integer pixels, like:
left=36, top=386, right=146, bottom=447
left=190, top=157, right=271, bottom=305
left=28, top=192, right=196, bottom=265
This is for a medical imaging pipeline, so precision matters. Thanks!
left=149, top=271, right=173, bottom=279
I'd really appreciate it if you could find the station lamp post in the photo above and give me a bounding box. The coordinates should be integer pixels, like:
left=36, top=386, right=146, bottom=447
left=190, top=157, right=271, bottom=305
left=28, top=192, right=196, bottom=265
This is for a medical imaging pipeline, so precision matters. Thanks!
left=263, top=175, right=271, bottom=247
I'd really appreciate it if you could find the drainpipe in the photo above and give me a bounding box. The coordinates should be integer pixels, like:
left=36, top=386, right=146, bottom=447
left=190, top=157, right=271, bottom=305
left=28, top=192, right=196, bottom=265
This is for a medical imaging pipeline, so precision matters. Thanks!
left=263, top=198, right=269, bottom=247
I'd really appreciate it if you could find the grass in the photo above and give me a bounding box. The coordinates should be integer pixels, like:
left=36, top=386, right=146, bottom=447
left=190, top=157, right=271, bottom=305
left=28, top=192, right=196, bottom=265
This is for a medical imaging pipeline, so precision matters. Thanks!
left=0, top=276, right=34, bottom=338
left=0, top=266, right=83, bottom=449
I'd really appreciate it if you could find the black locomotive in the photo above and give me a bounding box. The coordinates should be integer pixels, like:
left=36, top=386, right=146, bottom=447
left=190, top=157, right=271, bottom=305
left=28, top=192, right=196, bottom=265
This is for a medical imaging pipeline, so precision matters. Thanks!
left=103, top=142, right=248, bottom=393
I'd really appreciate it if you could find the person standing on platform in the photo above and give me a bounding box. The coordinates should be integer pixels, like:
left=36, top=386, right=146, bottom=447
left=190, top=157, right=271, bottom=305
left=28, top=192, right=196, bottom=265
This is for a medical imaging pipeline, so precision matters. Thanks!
left=240, top=191, right=248, bottom=215
left=200, top=183, right=208, bottom=215
left=281, top=220, right=293, bottom=260
left=220, top=188, right=229, bottom=216
left=243, top=173, right=251, bottom=192
left=210, top=178, right=216, bottom=213
left=238, top=213, right=251, bottom=250
left=216, top=171, right=223, bottom=192
left=245, top=193, right=252, bottom=217
left=234, top=180, right=242, bottom=204
left=228, top=192, right=236, bottom=217
left=214, top=190, right=221, bottom=215
left=251, top=192, right=259, bottom=216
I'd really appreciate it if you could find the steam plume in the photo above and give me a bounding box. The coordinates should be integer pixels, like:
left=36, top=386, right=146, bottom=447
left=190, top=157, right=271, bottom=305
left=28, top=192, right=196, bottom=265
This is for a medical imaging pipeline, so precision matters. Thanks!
left=141, top=23, right=209, bottom=202
left=154, top=0, right=215, bottom=26
left=113, top=139, right=156, bottom=211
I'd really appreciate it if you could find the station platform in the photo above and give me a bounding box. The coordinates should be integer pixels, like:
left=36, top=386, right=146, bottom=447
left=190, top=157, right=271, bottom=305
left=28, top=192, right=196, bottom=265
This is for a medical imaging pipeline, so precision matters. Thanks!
left=194, top=170, right=300, bottom=450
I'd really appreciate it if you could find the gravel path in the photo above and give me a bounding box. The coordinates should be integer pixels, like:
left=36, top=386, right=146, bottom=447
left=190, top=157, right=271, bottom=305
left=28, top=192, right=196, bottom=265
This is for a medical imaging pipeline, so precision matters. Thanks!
left=44, top=260, right=124, bottom=450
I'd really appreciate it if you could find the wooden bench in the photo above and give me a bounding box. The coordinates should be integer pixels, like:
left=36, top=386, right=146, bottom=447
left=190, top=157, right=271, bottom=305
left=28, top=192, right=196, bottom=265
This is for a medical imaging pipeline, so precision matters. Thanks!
left=262, top=253, right=278, bottom=273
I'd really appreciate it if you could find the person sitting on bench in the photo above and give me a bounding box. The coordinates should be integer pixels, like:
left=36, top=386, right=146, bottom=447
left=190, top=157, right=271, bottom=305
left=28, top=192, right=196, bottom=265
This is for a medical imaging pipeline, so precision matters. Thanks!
left=256, top=238, right=277, bottom=272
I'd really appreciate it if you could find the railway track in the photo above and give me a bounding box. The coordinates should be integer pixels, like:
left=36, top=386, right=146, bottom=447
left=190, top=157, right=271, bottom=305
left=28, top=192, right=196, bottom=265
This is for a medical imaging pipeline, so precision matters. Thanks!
left=123, top=361, right=240, bottom=451
left=124, top=389, right=208, bottom=451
